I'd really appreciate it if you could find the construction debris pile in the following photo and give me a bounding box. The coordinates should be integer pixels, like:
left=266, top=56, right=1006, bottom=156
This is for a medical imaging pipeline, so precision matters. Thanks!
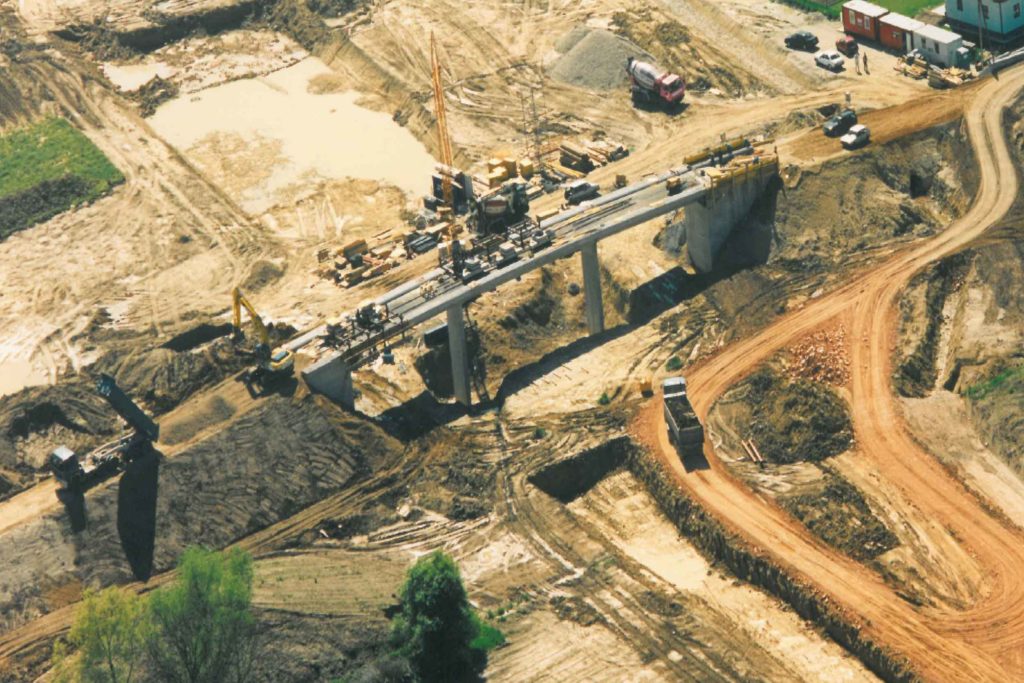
left=784, top=325, right=850, bottom=386
left=894, top=54, right=977, bottom=89
left=317, top=238, right=406, bottom=289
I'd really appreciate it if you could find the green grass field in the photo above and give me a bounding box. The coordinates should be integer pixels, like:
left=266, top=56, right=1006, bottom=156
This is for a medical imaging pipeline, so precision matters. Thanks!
left=874, top=0, right=939, bottom=15
left=780, top=0, right=938, bottom=19
left=0, top=117, right=124, bottom=239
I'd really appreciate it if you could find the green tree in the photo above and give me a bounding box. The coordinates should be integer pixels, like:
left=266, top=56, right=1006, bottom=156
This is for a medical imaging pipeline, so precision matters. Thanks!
left=146, top=547, right=257, bottom=683
left=52, top=586, right=147, bottom=683
left=391, top=551, right=489, bottom=682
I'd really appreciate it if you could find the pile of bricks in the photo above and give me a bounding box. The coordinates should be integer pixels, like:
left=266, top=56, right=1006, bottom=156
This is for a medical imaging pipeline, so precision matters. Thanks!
left=785, top=324, right=850, bottom=386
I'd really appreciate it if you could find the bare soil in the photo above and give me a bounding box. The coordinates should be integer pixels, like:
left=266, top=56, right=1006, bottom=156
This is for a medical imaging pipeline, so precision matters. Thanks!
left=0, top=0, right=1018, bottom=680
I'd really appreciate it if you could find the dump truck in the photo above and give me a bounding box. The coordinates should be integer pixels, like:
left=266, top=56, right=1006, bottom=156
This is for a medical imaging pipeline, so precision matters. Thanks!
left=48, top=374, right=159, bottom=492
left=662, top=376, right=703, bottom=461
left=626, top=57, right=685, bottom=109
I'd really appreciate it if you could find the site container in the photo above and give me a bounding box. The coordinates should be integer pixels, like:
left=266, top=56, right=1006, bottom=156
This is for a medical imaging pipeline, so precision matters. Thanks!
left=879, top=12, right=923, bottom=53
left=911, top=23, right=964, bottom=67
left=842, top=0, right=889, bottom=42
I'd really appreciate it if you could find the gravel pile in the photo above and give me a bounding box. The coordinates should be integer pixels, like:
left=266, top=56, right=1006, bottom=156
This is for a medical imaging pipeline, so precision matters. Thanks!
left=549, top=28, right=652, bottom=91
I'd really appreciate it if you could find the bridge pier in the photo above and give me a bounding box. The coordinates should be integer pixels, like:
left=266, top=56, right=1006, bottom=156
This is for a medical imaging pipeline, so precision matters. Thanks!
left=302, top=351, right=355, bottom=411
left=581, top=241, right=604, bottom=335
left=447, top=305, right=472, bottom=407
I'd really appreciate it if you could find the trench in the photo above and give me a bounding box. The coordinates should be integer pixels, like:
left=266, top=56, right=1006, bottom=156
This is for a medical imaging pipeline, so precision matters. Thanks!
left=528, top=436, right=916, bottom=682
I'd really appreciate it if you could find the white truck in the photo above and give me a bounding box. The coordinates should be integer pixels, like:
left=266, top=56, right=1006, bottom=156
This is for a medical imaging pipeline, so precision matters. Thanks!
left=626, top=57, right=686, bottom=109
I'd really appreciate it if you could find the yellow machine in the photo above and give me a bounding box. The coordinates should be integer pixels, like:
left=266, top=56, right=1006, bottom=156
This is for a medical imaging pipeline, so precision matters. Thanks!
left=231, top=287, right=295, bottom=387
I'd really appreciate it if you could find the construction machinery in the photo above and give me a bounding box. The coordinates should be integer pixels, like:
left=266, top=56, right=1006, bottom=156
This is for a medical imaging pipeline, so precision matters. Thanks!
left=662, top=377, right=704, bottom=463
left=474, top=180, right=530, bottom=236
left=231, top=286, right=295, bottom=391
left=626, top=56, right=685, bottom=109
left=430, top=33, right=460, bottom=235
left=48, top=374, right=159, bottom=492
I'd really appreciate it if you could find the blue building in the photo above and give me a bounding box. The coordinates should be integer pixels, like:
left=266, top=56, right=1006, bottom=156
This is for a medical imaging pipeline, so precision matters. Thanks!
left=946, top=0, right=1024, bottom=49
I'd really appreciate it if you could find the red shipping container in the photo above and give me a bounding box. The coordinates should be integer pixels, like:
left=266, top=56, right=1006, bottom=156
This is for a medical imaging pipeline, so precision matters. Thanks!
left=878, top=13, right=924, bottom=52
left=842, top=0, right=889, bottom=43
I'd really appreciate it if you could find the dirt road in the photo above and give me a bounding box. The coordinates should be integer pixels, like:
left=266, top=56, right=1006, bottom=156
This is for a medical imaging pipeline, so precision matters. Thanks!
left=638, top=64, right=1024, bottom=681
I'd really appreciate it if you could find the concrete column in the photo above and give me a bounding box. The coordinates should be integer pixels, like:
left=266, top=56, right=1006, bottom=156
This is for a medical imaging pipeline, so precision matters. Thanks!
left=302, top=352, right=355, bottom=411
left=581, top=241, right=604, bottom=335
left=447, top=305, right=472, bottom=406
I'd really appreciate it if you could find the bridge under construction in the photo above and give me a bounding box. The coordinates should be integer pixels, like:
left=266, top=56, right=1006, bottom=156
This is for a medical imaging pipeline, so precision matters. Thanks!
left=295, top=141, right=779, bottom=408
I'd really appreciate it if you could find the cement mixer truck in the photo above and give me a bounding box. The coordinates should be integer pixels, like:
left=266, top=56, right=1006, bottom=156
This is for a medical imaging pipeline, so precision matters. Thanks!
left=625, top=57, right=685, bottom=109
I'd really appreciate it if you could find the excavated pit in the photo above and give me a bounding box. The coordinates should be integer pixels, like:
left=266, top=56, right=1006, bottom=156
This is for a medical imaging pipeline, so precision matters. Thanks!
left=528, top=437, right=629, bottom=503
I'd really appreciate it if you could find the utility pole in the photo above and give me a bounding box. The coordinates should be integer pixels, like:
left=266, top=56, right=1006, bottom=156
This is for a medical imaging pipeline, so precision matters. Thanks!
left=529, top=85, right=543, bottom=171
left=978, top=0, right=986, bottom=55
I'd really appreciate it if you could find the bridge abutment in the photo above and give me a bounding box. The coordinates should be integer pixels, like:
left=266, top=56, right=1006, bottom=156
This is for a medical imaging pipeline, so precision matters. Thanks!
left=684, top=166, right=775, bottom=273
left=302, top=352, right=355, bottom=411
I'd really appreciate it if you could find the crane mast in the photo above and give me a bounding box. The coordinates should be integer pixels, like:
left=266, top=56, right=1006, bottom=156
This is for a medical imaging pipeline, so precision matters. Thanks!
left=430, top=33, right=455, bottom=215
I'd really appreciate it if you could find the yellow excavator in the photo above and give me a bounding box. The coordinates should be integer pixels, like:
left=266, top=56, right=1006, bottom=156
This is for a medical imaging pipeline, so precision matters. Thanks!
left=231, top=286, right=295, bottom=391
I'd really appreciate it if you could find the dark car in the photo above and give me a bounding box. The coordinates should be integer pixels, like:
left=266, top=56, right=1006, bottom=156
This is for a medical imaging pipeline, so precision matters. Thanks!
left=785, top=31, right=819, bottom=51
left=823, top=108, right=858, bottom=137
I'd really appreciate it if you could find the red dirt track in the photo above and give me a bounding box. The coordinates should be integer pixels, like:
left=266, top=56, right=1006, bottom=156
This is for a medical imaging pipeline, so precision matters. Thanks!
left=638, top=64, right=1024, bottom=682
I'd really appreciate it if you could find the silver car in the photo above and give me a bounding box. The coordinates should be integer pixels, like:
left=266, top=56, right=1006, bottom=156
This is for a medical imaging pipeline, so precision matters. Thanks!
left=815, top=51, right=844, bottom=72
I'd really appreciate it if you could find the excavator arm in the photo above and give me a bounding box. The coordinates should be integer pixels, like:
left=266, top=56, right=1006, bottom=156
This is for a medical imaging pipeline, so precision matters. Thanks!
left=231, top=287, right=295, bottom=385
left=232, top=286, right=271, bottom=346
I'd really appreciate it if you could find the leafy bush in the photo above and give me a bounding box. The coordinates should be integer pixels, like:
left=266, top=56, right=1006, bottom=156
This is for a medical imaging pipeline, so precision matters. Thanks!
left=52, top=547, right=257, bottom=683
left=391, top=551, right=501, bottom=682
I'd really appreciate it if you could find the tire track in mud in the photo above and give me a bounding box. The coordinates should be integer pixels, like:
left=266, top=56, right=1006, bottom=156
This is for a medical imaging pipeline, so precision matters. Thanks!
left=1, top=48, right=279, bottom=378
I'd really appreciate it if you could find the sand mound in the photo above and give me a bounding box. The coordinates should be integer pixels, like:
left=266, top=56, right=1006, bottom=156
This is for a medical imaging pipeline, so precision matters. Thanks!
left=549, top=28, right=652, bottom=91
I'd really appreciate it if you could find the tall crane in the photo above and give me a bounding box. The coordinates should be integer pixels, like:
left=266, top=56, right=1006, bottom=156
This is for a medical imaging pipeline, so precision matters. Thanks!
left=430, top=33, right=455, bottom=215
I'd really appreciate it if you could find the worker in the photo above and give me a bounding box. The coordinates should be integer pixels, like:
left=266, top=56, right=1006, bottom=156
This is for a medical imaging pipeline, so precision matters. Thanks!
left=863, top=52, right=869, bottom=74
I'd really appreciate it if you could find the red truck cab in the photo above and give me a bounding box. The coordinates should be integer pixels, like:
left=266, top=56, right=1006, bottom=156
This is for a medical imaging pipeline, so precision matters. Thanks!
left=658, top=73, right=686, bottom=105
left=836, top=35, right=858, bottom=57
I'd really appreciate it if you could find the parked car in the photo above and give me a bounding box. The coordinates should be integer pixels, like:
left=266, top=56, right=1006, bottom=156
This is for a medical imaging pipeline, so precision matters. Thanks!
left=823, top=109, right=858, bottom=137
left=841, top=124, right=870, bottom=150
left=836, top=35, right=858, bottom=57
left=785, top=31, right=819, bottom=51
left=815, top=51, right=844, bottom=72
left=563, top=180, right=599, bottom=205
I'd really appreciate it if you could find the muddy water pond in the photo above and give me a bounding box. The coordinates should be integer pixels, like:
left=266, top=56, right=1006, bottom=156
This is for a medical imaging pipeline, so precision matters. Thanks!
left=149, top=57, right=436, bottom=213
left=0, top=358, right=49, bottom=397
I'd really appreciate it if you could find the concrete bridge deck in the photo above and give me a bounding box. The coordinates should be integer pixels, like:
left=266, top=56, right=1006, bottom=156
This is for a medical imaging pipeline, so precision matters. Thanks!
left=297, top=146, right=778, bottom=407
